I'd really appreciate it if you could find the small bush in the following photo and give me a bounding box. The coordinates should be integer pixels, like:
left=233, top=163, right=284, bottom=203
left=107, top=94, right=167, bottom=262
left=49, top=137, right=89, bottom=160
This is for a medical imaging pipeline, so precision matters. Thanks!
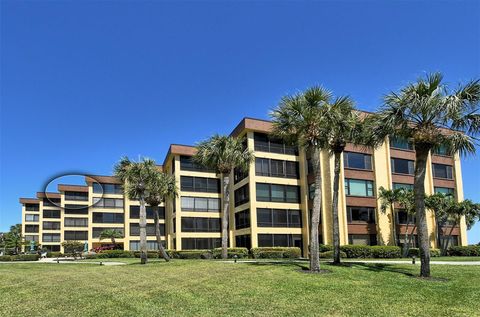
left=212, top=248, right=249, bottom=259
left=430, top=249, right=441, bottom=257
left=251, top=247, right=302, bottom=259
left=0, top=255, right=12, bottom=261
left=340, top=245, right=372, bottom=258
left=318, top=244, right=333, bottom=252
left=319, top=251, right=347, bottom=258
left=85, top=254, right=98, bottom=259
left=133, top=251, right=160, bottom=258
left=448, top=245, right=480, bottom=256
left=46, top=252, right=63, bottom=258
left=97, top=250, right=134, bottom=258
left=170, top=250, right=212, bottom=259
left=371, top=246, right=401, bottom=258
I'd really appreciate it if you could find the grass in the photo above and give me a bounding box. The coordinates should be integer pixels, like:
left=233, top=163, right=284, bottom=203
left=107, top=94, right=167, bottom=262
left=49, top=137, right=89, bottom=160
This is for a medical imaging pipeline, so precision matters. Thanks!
left=342, top=256, right=480, bottom=262
left=1, top=260, right=479, bottom=317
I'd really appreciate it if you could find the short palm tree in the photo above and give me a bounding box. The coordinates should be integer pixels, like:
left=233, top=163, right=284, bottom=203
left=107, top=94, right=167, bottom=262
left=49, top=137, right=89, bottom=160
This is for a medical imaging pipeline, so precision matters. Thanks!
left=194, top=135, right=253, bottom=259
left=114, top=156, right=159, bottom=264
left=378, top=187, right=405, bottom=246
left=444, top=199, right=479, bottom=252
left=145, top=171, right=178, bottom=262
left=367, top=72, right=480, bottom=277
left=99, top=229, right=123, bottom=246
left=4, top=224, right=25, bottom=254
left=426, top=193, right=451, bottom=255
left=271, top=86, right=331, bottom=272
left=396, top=189, right=416, bottom=257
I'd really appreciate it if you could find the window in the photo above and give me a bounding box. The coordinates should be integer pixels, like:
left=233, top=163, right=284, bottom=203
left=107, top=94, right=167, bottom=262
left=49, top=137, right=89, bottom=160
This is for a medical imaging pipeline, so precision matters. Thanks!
left=64, top=231, right=88, bottom=240
left=347, top=207, right=376, bottom=223
left=181, top=217, right=221, bottom=232
left=234, top=184, right=249, bottom=206
left=235, top=209, right=250, bottom=229
left=257, top=208, right=302, bottom=227
left=344, top=179, right=374, bottom=197
left=130, top=223, right=165, bottom=236
left=391, top=158, right=415, bottom=175
left=25, top=203, right=39, bottom=211
left=257, top=234, right=302, bottom=247
left=129, top=241, right=165, bottom=251
left=25, top=225, right=39, bottom=233
left=43, top=221, right=61, bottom=230
left=181, top=238, right=221, bottom=250
left=64, top=191, right=88, bottom=201
left=234, top=167, right=248, bottom=184
left=129, top=206, right=165, bottom=219
left=396, top=209, right=416, bottom=224
left=437, top=235, right=458, bottom=249
left=255, top=158, right=300, bottom=179
left=390, top=137, right=413, bottom=150
left=25, top=235, right=39, bottom=242
left=235, top=234, right=251, bottom=249
left=64, top=204, right=89, bottom=215
left=92, top=227, right=124, bottom=238
left=25, top=214, right=39, bottom=222
left=180, top=197, right=220, bottom=212
left=42, top=209, right=61, bottom=218
left=64, top=218, right=88, bottom=227
left=43, top=198, right=60, bottom=207
left=92, top=212, right=124, bottom=224
left=253, top=133, right=298, bottom=155
left=43, top=245, right=61, bottom=252
left=344, top=152, right=372, bottom=170
left=433, top=145, right=449, bottom=156
left=432, top=164, right=453, bottom=179
left=392, top=183, right=414, bottom=191
left=348, top=234, right=377, bottom=246
left=42, top=233, right=60, bottom=242
left=92, top=197, right=124, bottom=208
left=180, top=176, right=220, bottom=193
left=434, top=187, right=455, bottom=195
left=93, top=183, right=123, bottom=194
left=255, top=183, right=300, bottom=203
left=180, top=155, right=214, bottom=172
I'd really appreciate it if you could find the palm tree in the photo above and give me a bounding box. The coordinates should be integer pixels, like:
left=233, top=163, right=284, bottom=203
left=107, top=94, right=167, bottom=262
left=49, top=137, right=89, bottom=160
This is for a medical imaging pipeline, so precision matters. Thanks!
left=145, top=171, right=178, bottom=262
left=99, top=229, right=123, bottom=246
left=378, top=187, right=404, bottom=246
left=114, top=156, right=159, bottom=264
left=194, top=135, right=253, bottom=259
left=4, top=224, right=25, bottom=254
left=271, top=86, right=331, bottom=272
left=444, top=200, right=480, bottom=252
left=426, top=193, right=451, bottom=255
left=396, top=189, right=416, bottom=257
left=367, top=72, right=480, bottom=277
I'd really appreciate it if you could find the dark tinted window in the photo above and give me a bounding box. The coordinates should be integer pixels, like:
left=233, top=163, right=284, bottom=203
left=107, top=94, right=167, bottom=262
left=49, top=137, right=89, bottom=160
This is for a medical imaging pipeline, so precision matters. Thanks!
left=42, top=233, right=60, bottom=242
left=235, top=234, right=251, bottom=249
left=396, top=209, right=416, bottom=224
left=347, top=207, right=376, bottom=223
left=181, top=217, right=221, bottom=232
left=92, top=212, right=124, bottom=224
left=235, top=209, right=250, bottom=229
left=180, top=176, right=220, bottom=193
left=344, top=152, right=372, bottom=170
left=432, top=164, right=453, bottom=179
left=254, top=133, right=298, bottom=155
left=257, top=234, right=302, bottom=247
left=65, top=191, right=88, bottom=201
left=64, top=231, right=88, bottom=240
left=390, top=137, right=413, bottom=150
left=64, top=218, right=88, bottom=227
left=234, top=184, right=249, bottom=206
left=129, top=206, right=164, bottom=219
left=255, top=183, right=300, bottom=203
left=180, top=197, right=220, bottom=212
left=130, top=223, right=164, bottom=236
left=25, top=204, right=40, bottom=211
left=43, top=209, right=61, bottom=218
left=43, top=221, right=61, bottom=230
left=180, top=156, right=214, bottom=172
left=181, top=238, right=221, bottom=250
left=25, top=225, right=39, bottom=233
left=391, top=158, right=414, bottom=175
left=64, top=204, right=89, bottom=214
left=257, top=208, right=301, bottom=227
left=255, top=158, right=299, bottom=178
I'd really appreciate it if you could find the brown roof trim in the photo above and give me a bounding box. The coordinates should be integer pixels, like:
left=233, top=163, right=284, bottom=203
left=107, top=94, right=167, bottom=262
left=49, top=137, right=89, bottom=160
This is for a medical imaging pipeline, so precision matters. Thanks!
left=19, top=198, right=39, bottom=204
left=36, top=192, right=61, bottom=199
left=58, top=184, right=89, bottom=192
left=85, top=175, right=122, bottom=185
left=230, top=117, right=273, bottom=137
left=163, top=144, right=197, bottom=166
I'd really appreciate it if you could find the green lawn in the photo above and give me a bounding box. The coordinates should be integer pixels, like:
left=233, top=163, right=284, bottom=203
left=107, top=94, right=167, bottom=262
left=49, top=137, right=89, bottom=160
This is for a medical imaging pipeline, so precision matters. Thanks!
left=1, top=260, right=479, bottom=317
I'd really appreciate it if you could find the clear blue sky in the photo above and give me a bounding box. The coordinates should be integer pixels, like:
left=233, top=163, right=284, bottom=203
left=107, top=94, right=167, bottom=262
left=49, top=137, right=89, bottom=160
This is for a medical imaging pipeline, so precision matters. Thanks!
left=1, top=1, right=479, bottom=242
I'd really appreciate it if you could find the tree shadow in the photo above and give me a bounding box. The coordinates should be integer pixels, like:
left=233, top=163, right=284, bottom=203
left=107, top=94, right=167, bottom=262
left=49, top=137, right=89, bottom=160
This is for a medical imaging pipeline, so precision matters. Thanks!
left=348, top=262, right=416, bottom=277
left=243, top=260, right=332, bottom=273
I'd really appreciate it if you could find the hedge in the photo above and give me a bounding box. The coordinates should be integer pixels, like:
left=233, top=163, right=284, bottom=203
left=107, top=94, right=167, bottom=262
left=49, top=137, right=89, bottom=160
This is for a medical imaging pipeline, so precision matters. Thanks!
left=0, top=254, right=39, bottom=261
left=46, top=252, right=63, bottom=258
left=407, top=248, right=441, bottom=257
left=319, top=251, right=347, bottom=258
left=212, top=248, right=249, bottom=259
left=133, top=251, right=160, bottom=258
left=96, top=250, right=134, bottom=258
left=251, top=247, right=301, bottom=259
left=447, top=245, right=480, bottom=256
left=168, top=250, right=212, bottom=259
left=319, top=244, right=333, bottom=252
left=340, top=245, right=372, bottom=258
left=371, top=246, right=401, bottom=258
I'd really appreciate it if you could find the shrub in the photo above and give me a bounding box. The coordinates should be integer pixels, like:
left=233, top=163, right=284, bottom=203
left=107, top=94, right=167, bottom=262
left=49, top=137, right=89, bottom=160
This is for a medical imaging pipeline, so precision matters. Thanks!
left=371, top=246, right=401, bottom=258
left=0, top=255, right=12, bottom=261
left=408, top=248, right=441, bottom=257
left=340, top=245, right=372, bottom=258
left=319, top=244, right=333, bottom=252
left=133, top=251, right=160, bottom=258
left=96, top=250, right=134, bottom=258
left=319, top=251, right=347, bottom=258
left=430, top=249, right=441, bottom=257
left=169, top=250, right=212, bottom=259
left=212, top=248, right=249, bottom=259
left=46, top=252, right=63, bottom=258
left=251, top=247, right=302, bottom=259
left=447, top=245, right=480, bottom=256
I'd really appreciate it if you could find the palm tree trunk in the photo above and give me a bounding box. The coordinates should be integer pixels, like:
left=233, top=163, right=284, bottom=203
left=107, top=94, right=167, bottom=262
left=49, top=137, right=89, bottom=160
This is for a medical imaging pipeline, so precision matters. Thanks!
left=310, top=147, right=322, bottom=272
left=437, top=220, right=448, bottom=256
left=414, top=148, right=430, bottom=277
left=391, top=203, right=398, bottom=246
left=332, top=151, right=341, bottom=264
left=402, top=222, right=409, bottom=257
left=153, top=205, right=170, bottom=262
left=221, top=175, right=230, bottom=259
left=138, top=196, right=148, bottom=265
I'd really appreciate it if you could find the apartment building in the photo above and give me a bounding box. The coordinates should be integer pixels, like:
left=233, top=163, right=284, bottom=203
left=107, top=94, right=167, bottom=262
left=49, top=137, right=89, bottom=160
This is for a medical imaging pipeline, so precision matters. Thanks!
left=20, top=117, right=467, bottom=253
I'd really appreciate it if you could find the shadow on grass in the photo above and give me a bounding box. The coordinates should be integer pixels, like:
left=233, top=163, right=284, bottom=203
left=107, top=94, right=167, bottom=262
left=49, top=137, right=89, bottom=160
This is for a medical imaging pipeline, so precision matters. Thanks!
left=347, top=262, right=416, bottom=278
left=243, top=260, right=332, bottom=274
